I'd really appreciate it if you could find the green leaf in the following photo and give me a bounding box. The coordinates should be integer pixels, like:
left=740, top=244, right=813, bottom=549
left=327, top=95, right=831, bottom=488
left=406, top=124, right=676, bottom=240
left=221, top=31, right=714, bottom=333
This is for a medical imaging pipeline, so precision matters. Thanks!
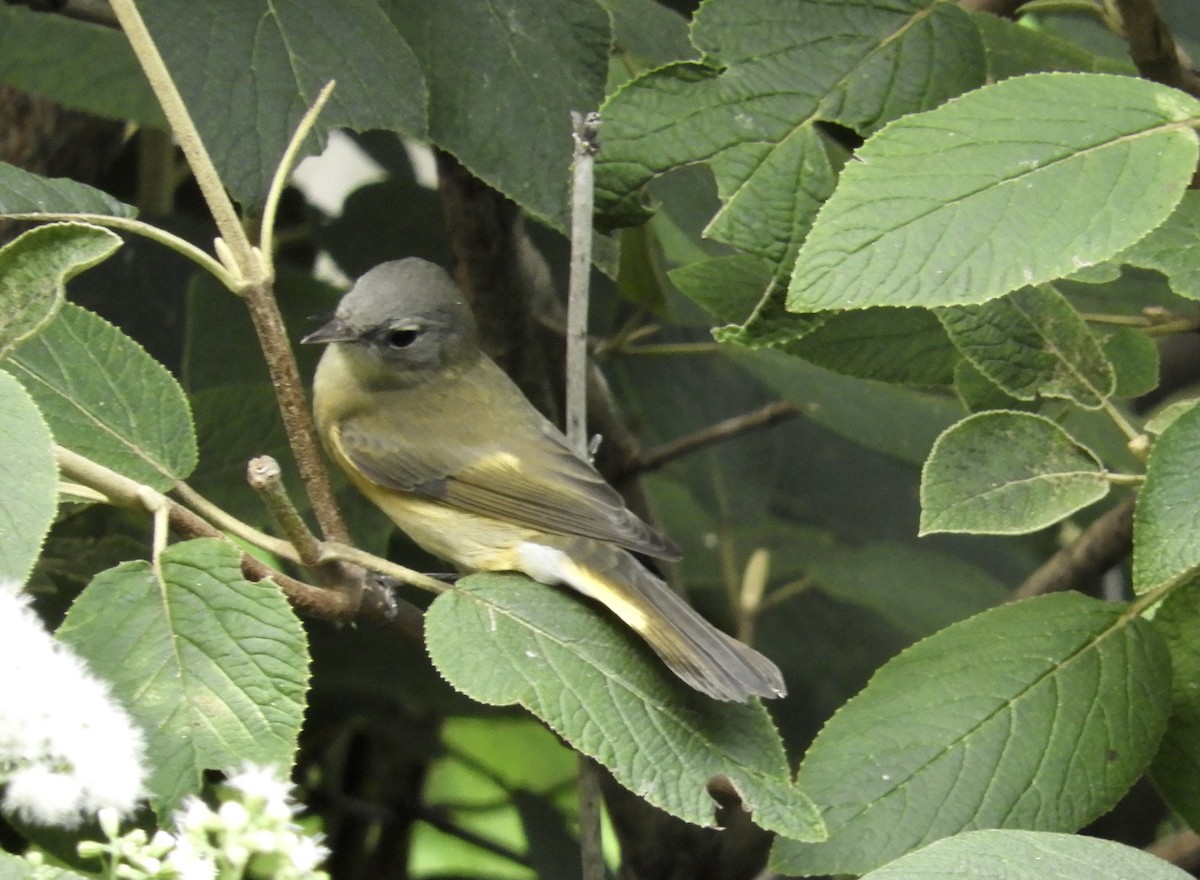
left=425, top=573, right=824, bottom=841
left=139, top=0, right=427, bottom=207
left=669, top=253, right=775, bottom=325
left=1144, top=399, right=1197, bottom=436
left=0, top=222, right=121, bottom=360
left=601, top=0, right=693, bottom=80
left=0, top=5, right=165, bottom=127
left=596, top=0, right=985, bottom=264
left=771, top=593, right=1171, bottom=876
left=731, top=348, right=962, bottom=466
left=938, top=285, right=1114, bottom=408
left=189, top=384, right=293, bottom=525
left=0, top=850, right=90, bottom=880
left=383, top=0, right=610, bottom=232
left=57, top=539, right=309, bottom=816
left=952, top=359, right=1035, bottom=413
left=184, top=268, right=334, bottom=391
left=1104, top=327, right=1158, bottom=399
left=1133, top=400, right=1200, bottom=592
left=785, top=308, right=959, bottom=386
left=858, top=830, right=1193, bottom=880
left=788, top=73, right=1200, bottom=312
left=0, top=162, right=137, bottom=218
left=971, top=10, right=1132, bottom=80
left=920, top=411, right=1108, bottom=535
left=1120, top=190, right=1200, bottom=300
left=810, top=542, right=1008, bottom=640
left=1149, top=574, right=1200, bottom=828
left=0, top=372, right=56, bottom=584
left=6, top=302, right=197, bottom=490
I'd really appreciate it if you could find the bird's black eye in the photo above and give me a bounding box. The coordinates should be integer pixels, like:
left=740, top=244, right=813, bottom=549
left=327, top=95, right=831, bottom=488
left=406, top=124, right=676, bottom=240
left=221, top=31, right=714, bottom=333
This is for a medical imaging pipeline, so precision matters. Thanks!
left=386, top=327, right=419, bottom=349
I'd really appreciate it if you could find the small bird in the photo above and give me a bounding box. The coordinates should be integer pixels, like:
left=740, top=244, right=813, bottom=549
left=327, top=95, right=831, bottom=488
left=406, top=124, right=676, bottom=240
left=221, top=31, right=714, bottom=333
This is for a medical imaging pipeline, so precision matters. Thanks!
left=303, top=258, right=785, bottom=702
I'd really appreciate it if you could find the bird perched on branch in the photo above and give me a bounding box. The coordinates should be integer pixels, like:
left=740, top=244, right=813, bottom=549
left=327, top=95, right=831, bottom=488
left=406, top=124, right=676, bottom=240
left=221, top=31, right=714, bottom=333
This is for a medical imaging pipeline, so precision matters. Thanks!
left=303, top=258, right=785, bottom=702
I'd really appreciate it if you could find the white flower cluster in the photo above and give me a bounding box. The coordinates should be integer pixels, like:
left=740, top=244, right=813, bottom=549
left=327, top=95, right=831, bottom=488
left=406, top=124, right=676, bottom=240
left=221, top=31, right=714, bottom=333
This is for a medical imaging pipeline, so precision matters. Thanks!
left=0, top=580, right=146, bottom=827
left=78, top=765, right=330, bottom=880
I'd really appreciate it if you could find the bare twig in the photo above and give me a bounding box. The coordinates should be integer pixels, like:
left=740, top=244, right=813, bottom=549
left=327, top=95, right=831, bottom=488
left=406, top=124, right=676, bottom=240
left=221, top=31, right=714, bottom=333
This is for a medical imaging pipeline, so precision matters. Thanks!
left=566, top=111, right=600, bottom=457
left=247, top=455, right=323, bottom=567
left=1008, top=497, right=1135, bottom=601
left=1146, top=828, right=1200, bottom=871
left=567, top=109, right=606, bottom=880
left=618, top=400, right=799, bottom=480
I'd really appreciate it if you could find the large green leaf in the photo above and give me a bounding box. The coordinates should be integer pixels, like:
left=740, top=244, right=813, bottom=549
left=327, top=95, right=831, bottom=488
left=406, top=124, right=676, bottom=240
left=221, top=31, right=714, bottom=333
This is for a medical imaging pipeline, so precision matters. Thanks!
left=425, top=573, right=823, bottom=841
left=57, top=539, right=310, bottom=816
left=1133, top=401, right=1200, bottom=592
left=0, top=222, right=122, bottom=360
left=0, top=372, right=56, bottom=584
left=0, top=163, right=137, bottom=218
left=731, top=348, right=962, bottom=465
left=382, top=0, right=610, bottom=232
left=1120, top=190, right=1200, bottom=300
left=1149, top=575, right=1200, bottom=828
left=597, top=0, right=985, bottom=266
left=0, top=5, right=164, bottom=127
left=788, top=73, right=1200, bottom=311
left=138, top=0, right=427, bottom=207
left=5, top=302, right=197, bottom=490
left=858, top=830, right=1193, bottom=880
left=809, top=542, right=1007, bottom=640
left=920, top=411, right=1108, bottom=535
left=938, top=285, right=1114, bottom=408
left=771, top=593, right=1171, bottom=875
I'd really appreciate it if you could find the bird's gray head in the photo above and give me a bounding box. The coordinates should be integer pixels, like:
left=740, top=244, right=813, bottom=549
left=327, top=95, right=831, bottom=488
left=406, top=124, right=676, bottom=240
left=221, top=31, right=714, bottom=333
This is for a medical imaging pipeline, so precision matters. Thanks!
left=303, top=259, right=480, bottom=383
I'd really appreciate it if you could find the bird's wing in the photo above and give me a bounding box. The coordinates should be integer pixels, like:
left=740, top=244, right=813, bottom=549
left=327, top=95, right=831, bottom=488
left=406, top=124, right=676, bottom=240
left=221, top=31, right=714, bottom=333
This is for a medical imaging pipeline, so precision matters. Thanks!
left=333, top=409, right=680, bottom=560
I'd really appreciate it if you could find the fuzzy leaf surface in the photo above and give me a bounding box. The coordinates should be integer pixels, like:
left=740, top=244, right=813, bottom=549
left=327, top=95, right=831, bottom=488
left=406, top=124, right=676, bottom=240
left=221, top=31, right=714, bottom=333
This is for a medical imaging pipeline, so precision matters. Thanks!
left=920, top=411, right=1108, bottom=535
left=58, top=539, right=310, bottom=815
left=789, top=73, right=1200, bottom=311
left=6, top=303, right=196, bottom=489
left=771, top=594, right=1171, bottom=875
left=597, top=0, right=985, bottom=264
left=426, top=573, right=822, bottom=840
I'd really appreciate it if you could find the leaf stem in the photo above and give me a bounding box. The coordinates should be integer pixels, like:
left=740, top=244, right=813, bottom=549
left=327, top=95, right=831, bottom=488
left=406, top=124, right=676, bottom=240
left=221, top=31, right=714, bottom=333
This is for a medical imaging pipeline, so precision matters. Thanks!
left=3, top=214, right=236, bottom=289
left=259, top=81, right=336, bottom=271
left=1101, top=398, right=1143, bottom=443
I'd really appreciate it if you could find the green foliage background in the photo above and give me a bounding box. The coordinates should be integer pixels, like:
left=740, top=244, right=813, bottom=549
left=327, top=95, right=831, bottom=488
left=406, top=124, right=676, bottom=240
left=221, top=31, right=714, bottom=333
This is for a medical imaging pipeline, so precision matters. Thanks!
left=3, top=0, right=1200, bottom=878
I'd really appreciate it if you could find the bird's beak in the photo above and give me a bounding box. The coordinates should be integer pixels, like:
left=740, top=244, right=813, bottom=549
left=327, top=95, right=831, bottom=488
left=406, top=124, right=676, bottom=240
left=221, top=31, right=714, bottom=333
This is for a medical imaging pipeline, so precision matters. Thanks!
left=301, top=315, right=357, bottom=345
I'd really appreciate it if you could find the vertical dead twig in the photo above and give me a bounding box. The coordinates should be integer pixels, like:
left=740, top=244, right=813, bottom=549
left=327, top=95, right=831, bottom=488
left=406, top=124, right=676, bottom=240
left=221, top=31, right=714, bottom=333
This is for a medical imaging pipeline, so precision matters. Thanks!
left=567, top=109, right=606, bottom=880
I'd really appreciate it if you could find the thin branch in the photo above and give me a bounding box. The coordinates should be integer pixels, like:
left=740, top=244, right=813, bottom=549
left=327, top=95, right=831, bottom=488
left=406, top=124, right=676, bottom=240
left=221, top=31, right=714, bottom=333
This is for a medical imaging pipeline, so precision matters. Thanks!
left=246, top=455, right=323, bottom=567
left=57, top=446, right=417, bottom=630
left=618, top=401, right=799, bottom=480
left=1146, top=828, right=1200, bottom=871
left=417, top=806, right=532, bottom=868
left=241, top=277, right=351, bottom=543
left=1008, top=497, right=1135, bottom=601
left=1110, top=0, right=1200, bottom=99
left=107, top=0, right=260, bottom=282
left=566, top=111, right=600, bottom=457
left=171, top=481, right=302, bottom=564
left=568, top=109, right=605, bottom=880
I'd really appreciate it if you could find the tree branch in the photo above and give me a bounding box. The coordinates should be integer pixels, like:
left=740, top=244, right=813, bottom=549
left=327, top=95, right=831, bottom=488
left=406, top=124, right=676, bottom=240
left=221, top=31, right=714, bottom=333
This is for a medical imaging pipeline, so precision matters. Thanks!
left=1110, top=0, right=1200, bottom=99
left=617, top=401, right=799, bottom=481
left=56, top=446, right=420, bottom=634
left=1008, top=497, right=1135, bottom=602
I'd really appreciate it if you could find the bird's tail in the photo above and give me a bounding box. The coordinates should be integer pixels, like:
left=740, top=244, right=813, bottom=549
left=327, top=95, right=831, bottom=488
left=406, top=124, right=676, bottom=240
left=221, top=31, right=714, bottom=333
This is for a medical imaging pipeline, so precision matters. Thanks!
left=523, top=537, right=786, bottom=702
